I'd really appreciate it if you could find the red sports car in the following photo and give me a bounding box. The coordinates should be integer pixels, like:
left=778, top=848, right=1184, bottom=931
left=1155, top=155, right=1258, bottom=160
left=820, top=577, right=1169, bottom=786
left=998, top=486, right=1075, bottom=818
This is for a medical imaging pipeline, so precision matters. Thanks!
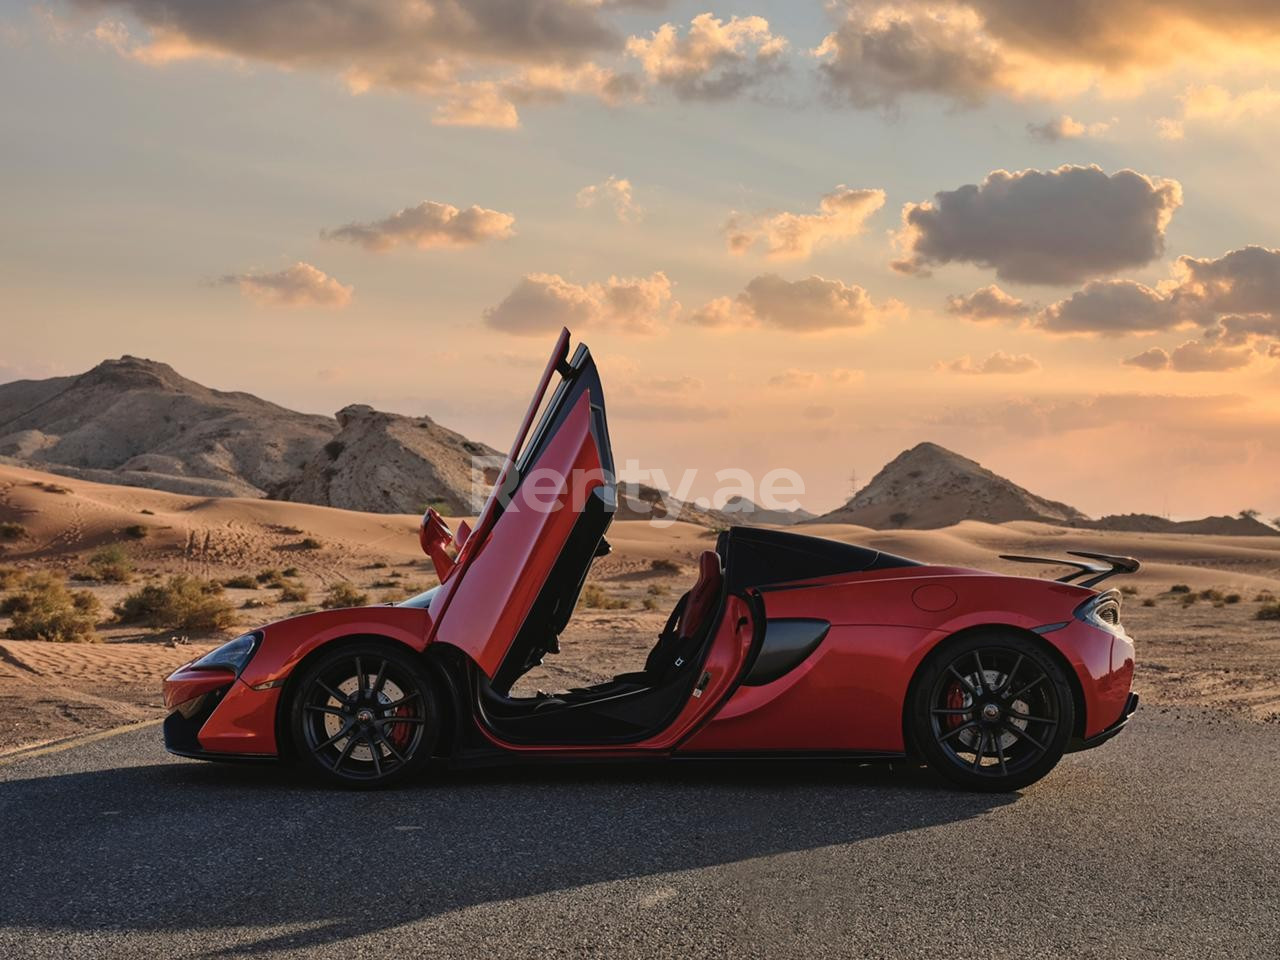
left=163, top=329, right=1138, bottom=791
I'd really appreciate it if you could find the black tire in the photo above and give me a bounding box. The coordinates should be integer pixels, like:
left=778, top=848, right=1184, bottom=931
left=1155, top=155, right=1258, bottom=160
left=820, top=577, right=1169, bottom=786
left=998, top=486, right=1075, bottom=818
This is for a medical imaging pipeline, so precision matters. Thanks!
left=289, top=640, right=440, bottom=789
left=908, top=631, right=1074, bottom=792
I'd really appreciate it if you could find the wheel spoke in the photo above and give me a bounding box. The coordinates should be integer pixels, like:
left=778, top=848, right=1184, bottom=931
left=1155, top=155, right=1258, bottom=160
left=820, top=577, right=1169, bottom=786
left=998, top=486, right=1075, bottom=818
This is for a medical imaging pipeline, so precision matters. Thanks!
left=1007, top=709, right=1054, bottom=724
left=371, top=659, right=388, bottom=698
left=376, top=714, right=425, bottom=727
left=374, top=729, right=407, bottom=765
left=946, top=666, right=979, bottom=697
left=972, top=651, right=985, bottom=695
left=994, top=732, right=1008, bottom=775
left=355, top=657, right=366, bottom=699
left=938, top=720, right=977, bottom=743
left=972, top=730, right=986, bottom=768
left=1003, top=721, right=1047, bottom=753
left=367, top=734, right=383, bottom=777
left=311, top=723, right=353, bottom=754
left=305, top=704, right=347, bottom=719
left=931, top=707, right=973, bottom=716
left=380, top=690, right=421, bottom=711
left=1010, top=673, right=1045, bottom=701
left=317, top=680, right=348, bottom=705
left=332, top=731, right=360, bottom=772
left=1000, top=655, right=1024, bottom=696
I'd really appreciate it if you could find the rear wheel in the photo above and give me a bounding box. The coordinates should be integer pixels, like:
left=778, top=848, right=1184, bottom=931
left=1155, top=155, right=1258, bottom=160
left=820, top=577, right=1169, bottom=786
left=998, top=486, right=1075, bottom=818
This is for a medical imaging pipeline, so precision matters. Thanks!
left=289, top=641, right=439, bottom=788
left=909, top=632, right=1074, bottom=792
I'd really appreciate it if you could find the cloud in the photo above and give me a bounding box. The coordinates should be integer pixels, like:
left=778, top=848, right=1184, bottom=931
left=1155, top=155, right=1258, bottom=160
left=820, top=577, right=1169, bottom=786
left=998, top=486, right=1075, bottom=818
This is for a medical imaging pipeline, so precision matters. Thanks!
left=218, top=262, right=352, bottom=308
left=691, top=274, right=899, bottom=333
left=767, top=367, right=864, bottom=389
left=1124, top=341, right=1254, bottom=372
left=577, top=175, right=641, bottom=222
left=625, top=12, right=787, bottom=100
left=1037, top=280, right=1179, bottom=336
left=1157, top=84, right=1280, bottom=140
left=941, top=351, right=1041, bottom=375
left=432, top=82, right=521, bottom=128
left=1204, top=313, right=1280, bottom=346
left=1026, top=114, right=1112, bottom=142
left=814, top=4, right=1011, bottom=109
left=725, top=186, right=885, bottom=260
left=814, top=2, right=1280, bottom=109
left=483, top=271, right=677, bottom=336
left=893, top=165, right=1182, bottom=285
left=1173, top=245, right=1280, bottom=318
left=945, top=284, right=1034, bottom=322
left=73, top=1, right=621, bottom=79
left=322, top=200, right=514, bottom=251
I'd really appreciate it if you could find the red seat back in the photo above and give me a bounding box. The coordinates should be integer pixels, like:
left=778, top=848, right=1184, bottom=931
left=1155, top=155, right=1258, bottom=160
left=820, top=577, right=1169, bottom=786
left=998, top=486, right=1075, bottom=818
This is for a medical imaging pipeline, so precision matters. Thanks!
left=678, top=550, right=724, bottom=642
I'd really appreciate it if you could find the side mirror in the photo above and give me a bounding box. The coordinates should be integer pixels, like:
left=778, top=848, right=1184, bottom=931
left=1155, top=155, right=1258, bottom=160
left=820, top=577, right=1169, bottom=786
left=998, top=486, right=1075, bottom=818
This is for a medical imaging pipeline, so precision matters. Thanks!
left=419, top=509, right=456, bottom=580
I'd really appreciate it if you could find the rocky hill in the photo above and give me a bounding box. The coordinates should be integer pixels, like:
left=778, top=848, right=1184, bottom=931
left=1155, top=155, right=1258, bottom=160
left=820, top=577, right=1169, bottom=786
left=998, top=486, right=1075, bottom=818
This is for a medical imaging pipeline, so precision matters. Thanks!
left=1080, top=513, right=1277, bottom=537
left=812, top=442, right=1087, bottom=529
left=719, top=496, right=814, bottom=525
left=284, top=404, right=499, bottom=515
left=0, top=356, right=334, bottom=498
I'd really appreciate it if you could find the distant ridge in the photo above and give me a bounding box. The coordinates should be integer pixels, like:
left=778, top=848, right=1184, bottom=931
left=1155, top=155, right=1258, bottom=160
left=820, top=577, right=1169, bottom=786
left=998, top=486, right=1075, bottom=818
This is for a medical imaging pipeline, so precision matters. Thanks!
left=811, top=442, right=1087, bottom=529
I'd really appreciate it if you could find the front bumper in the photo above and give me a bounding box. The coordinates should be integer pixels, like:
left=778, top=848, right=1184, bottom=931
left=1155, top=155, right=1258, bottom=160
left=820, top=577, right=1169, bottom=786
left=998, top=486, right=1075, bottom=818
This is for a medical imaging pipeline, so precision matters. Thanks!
left=163, top=664, right=281, bottom=761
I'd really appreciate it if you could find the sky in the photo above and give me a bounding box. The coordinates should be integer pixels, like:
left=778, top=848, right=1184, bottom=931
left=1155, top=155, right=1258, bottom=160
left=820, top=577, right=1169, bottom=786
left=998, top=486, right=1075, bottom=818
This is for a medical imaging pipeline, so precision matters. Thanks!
left=2, top=0, right=1280, bottom=520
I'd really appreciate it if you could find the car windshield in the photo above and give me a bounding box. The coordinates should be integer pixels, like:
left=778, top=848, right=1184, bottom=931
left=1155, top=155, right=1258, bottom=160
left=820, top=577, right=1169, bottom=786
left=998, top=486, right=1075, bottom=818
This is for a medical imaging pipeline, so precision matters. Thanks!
left=396, top=585, right=441, bottom=609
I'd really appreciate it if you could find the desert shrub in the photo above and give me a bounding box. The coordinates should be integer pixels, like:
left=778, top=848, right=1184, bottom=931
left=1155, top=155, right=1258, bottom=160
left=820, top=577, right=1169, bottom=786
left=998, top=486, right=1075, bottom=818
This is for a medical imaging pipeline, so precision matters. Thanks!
left=649, top=558, right=681, bottom=575
left=278, top=582, right=309, bottom=603
left=3, top=573, right=100, bottom=642
left=1256, top=603, right=1280, bottom=621
left=298, top=537, right=322, bottom=550
left=222, top=575, right=257, bottom=590
left=321, top=582, right=368, bottom=609
left=31, top=481, right=71, bottom=494
left=1119, top=585, right=1139, bottom=596
left=1169, top=584, right=1191, bottom=594
left=82, top=545, right=134, bottom=583
left=1199, top=588, right=1225, bottom=602
left=1142, top=598, right=1156, bottom=607
left=281, top=567, right=300, bottom=578
left=0, top=566, right=25, bottom=591
left=242, top=598, right=269, bottom=609
left=114, top=575, right=237, bottom=632
left=646, top=583, right=667, bottom=596
left=642, top=596, right=660, bottom=611
left=369, top=578, right=400, bottom=589
left=1225, top=593, right=1242, bottom=604
left=121, top=524, right=148, bottom=539
left=1255, top=592, right=1276, bottom=603
left=0, top=522, right=26, bottom=541
left=580, top=583, right=629, bottom=610
left=139, top=509, right=155, bottom=516
left=1181, top=593, right=1198, bottom=606
left=367, top=561, right=388, bottom=570
left=255, top=568, right=282, bottom=585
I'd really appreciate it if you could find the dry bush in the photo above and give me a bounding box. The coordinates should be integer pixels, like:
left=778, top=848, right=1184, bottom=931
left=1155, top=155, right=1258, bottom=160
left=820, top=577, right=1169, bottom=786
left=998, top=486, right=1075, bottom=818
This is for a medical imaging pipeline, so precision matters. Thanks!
left=121, top=524, right=148, bottom=539
left=256, top=568, right=283, bottom=586
left=1169, top=584, right=1191, bottom=594
left=242, top=598, right=269, bottom=609
left=580, top=583, right=629, bottom=610
left=31, top=481, right=71, bottom=494
left=298, top=537, right=322, bottom=550
left=0, top=522, right=26, bottom=541
left=1256, top=603, right=1280, bottom=622
left=321, top=582, right=368, bottom=609
left=222, top=575, right=258, bottom=590
left=1142, top=598, right=1156, bottom=607
left=281, top=567, right=300, bottom=578
left=115, top=575, right=237, bottom=632
left=2, top=572, right=100, bottom=642
left=278, top=582, right=309, bottom=603
left=0, top=566, right=25, bottom=591
left=1225, top=593, right=1242, bottom=604
left=649, top=558, right=682, bottom=575
left=76, top=545, right=134, bottom=583
left=642, top=596, right=660, bottom=611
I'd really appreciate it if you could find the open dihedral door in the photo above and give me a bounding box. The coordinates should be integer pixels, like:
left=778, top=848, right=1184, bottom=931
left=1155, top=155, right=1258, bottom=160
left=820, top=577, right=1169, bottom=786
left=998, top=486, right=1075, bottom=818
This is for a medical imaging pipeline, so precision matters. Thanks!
left=428, top=330, right=617, bottom=689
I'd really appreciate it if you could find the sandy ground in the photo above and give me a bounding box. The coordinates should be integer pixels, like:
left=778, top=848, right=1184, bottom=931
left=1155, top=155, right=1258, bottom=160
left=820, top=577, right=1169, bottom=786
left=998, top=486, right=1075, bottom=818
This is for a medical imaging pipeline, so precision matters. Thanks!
left=1, top=462, right=1278, bottom=753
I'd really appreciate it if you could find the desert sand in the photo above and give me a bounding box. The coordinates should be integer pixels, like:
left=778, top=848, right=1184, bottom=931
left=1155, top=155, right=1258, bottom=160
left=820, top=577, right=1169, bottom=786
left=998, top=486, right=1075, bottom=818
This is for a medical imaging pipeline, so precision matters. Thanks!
left=2, top=462, right=1278, bottom=754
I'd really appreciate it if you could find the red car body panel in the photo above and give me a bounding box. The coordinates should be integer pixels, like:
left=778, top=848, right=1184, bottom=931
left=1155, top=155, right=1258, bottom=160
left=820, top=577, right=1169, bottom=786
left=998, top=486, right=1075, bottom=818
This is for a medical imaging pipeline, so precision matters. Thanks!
left=162, top=328, right=1138, bottom=779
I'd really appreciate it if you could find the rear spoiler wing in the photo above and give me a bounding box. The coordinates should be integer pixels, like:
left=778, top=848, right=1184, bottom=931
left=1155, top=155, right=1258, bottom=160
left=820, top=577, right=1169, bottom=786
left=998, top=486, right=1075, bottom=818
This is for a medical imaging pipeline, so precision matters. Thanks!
left=998, top=551, right=1140, bottom=588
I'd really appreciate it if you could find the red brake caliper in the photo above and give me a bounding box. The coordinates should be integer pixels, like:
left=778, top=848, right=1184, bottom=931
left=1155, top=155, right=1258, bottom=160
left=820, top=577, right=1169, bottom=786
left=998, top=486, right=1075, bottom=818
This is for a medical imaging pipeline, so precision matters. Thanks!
left=944, top=682, right=967, bottom=730
left=388, top=705, right=413, bottom=749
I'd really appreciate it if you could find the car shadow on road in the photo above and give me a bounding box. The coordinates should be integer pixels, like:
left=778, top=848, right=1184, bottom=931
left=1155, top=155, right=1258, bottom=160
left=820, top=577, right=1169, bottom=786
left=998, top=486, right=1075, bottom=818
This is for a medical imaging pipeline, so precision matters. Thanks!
left=1, top=756, right=1014, bottom=954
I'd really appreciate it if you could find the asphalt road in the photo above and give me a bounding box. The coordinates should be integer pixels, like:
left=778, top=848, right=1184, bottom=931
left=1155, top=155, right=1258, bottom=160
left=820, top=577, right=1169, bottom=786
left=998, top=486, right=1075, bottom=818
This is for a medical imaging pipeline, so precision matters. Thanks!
left=1, top=709, right=1277, bottom=960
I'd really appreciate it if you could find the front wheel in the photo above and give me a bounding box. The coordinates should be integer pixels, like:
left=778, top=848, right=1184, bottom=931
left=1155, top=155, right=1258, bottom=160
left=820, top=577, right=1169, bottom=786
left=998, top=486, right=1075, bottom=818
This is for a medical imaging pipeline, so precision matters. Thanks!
left=908, top=633, right=1074, bottom=792
left=289, top=641, right=440, bottom=788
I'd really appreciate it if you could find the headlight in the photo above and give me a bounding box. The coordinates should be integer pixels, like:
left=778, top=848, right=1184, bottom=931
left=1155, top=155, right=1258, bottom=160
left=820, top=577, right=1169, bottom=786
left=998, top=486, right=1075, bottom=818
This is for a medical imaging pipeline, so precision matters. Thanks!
left=189, top=632, right=261, bottom=676
left=1074, top=590, right=1123, bottom=634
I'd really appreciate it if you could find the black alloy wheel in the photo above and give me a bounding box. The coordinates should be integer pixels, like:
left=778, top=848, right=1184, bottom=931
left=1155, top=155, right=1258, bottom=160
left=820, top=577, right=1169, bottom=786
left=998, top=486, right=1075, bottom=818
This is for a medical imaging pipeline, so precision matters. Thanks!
left=909, top=632, right=1074, bottom=792
left=290, top=641, right=439, bottom=788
